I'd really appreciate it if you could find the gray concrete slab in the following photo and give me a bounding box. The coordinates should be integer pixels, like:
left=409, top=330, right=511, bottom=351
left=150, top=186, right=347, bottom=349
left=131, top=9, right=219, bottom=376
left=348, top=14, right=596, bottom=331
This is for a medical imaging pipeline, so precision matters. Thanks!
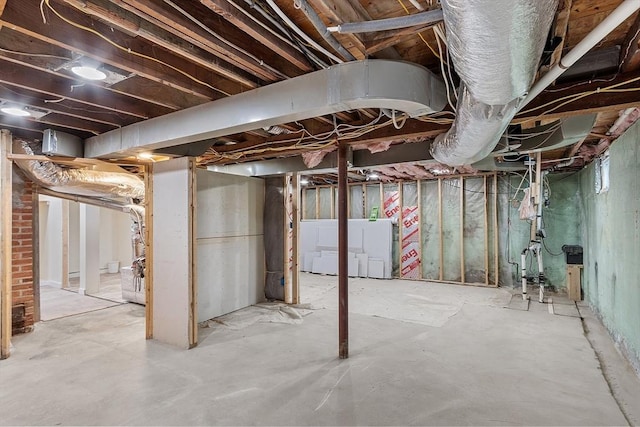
left=1, top=274, right=637, bottom=426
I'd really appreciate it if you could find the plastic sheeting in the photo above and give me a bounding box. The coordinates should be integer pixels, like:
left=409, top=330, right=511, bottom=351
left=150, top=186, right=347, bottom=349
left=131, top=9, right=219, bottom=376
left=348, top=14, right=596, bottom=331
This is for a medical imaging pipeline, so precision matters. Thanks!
left=13, top=140, right=144, bottom=200
left=441, top=179, right=462, bottom=281
left=264, top=177, right=285, bottom=300
left=350, top=185, right=364, bottom=219
left=462, top=177, right=487, bottom=284
left=420, top=180, right=440, bottom=280
left=303, top=188, right=317, bottom=219
left=319, top=187, right=332, bottom=219
left=365, top=184, right=381, bottom=219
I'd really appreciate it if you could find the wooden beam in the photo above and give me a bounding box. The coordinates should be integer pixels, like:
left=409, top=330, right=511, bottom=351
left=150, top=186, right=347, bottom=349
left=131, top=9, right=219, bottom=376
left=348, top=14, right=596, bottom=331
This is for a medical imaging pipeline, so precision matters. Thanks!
left=1, top=129, right=12, bottom=359
left=200, top=0, right=312, bottom=72
left=459, top=177, right=465, bottom=284
left=438, top=178, right=443, bottom=281
left=493, top=173, right=499, bottom=287
left=305, top=0, right=368, bottom=59
left=68, top=0, right=272, bottom=84
left=540, top=0, right=573, bottom=76
left=483, top=175, right=489, bottom=286
left=620, top=12, right=640, bottom=72
left=143, top=164, right=153, bottom=339
left=119, top=0, right=304, bottom=80
left=0, top=1, right=230, bottom=99
left=0, top=58, right=173, bottom=118
left=292, top=174, right=300, bottom=304
left=365, top=24, right=437, bottom=55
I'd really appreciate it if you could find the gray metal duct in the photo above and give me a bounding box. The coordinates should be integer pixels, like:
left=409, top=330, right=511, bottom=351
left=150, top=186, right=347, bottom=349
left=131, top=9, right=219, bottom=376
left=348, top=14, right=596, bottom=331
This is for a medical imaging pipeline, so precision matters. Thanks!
left=430, top=0, right=558, bottom=166
left=85, top=60, right=447, bottom=158
left=13, top=140, right=145, bottom=200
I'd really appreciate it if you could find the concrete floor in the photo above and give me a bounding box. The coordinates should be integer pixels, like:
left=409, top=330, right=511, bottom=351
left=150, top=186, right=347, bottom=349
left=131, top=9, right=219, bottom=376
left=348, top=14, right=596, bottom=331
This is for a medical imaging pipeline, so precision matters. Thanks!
left=2, top=273, right=639, bottom=426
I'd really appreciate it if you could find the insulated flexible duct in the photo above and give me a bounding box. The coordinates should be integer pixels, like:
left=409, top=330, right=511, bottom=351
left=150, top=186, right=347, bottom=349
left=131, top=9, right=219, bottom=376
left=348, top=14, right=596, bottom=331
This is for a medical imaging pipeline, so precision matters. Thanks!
left=13, top=140, right=145, bottom=200
left=431, top=0, right=558, bottom=166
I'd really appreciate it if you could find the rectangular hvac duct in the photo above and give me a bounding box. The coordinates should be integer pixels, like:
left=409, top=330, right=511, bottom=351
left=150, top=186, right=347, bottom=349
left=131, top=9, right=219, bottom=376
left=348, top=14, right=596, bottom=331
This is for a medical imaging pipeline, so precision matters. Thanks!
left=42, top=129, right=83, bottom=158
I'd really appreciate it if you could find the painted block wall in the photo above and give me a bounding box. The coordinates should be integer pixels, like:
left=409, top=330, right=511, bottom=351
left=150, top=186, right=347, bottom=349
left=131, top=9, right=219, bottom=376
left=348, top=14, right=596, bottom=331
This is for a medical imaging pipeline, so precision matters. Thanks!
left=499, top=173, right=582, bottom=290
left=578, top=120, right=640, bottom=367
left=196, top=170, right=265, bottom=323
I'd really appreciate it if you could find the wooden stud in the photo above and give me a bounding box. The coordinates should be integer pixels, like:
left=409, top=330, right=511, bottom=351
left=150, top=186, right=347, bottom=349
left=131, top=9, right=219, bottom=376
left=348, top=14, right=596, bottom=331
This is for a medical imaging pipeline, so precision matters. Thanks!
left=61, top=200, right=70, bottom=289
left=188, top=159, right=197, bottom=348
left=1, top=130, right=12, bottom=359
left=301, top=187, right=307, bottom=221
left=362, top=183, right=368, bottom=218
left=330, top=186, right=335, bottom=219
left=417, top=180, right=423, bottom=280
left=438, top=178, right=444, bottom=282
left=398, top=182, right=403, bottom=277
left=143, top=164, right=154, bottom=340
left=292, top=174, right=300, bottom=304
left=283, top=175, right=292, bottom=304
left=493, top=173, right=499, bottom=287
left=459, top=177, right=465, bottom=284
left=484, top=175, right=489, bottom=285
left=315, top=187, right=320, bottom=219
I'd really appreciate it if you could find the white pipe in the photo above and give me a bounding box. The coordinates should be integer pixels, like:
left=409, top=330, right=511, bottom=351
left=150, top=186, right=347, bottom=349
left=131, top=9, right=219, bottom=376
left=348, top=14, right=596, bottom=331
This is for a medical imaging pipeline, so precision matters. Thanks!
left=521, top=251, right=528, bottom=300
left=521, top=0, right=640, bottom=108
left=536, top=247, right=545, bottom=303
left=264, top=0, right=344, bottom=63
left=408, top=0, right=425, bottom=11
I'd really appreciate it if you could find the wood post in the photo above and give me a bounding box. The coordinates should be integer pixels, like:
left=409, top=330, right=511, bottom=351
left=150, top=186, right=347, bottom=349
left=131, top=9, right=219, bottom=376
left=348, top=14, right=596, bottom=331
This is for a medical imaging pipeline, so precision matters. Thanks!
left=438, top=178, right=443, bottom=281
left=459, top=177, right=465, bottom=284
left=61, top=200, right=69, bottom=289
left=144, top=164, right=154, bottom=339
left=337, top=144, right=349, bottom=359
left=484, top=175, right=489, bottom=285
left=1, top=130, right=12, bottom=359
left=493, top=173, right=499, bottom=287
left=292, top=174, right=300, bottom=304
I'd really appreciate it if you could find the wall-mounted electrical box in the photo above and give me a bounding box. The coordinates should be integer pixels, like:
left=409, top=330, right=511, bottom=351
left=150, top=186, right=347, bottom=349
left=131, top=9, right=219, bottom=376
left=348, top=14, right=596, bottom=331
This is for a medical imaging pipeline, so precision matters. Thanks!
left=42, top=129, right=83, bottom=158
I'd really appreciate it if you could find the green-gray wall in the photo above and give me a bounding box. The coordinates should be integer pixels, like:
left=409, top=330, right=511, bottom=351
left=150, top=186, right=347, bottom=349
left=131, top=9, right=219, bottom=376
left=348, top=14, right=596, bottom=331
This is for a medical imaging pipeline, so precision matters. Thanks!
left=579, top=120, right=640, bottom=368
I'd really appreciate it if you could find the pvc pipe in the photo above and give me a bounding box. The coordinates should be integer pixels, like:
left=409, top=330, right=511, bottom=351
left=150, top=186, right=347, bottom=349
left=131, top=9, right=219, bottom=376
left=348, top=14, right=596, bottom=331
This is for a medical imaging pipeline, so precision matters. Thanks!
left=264, top=0, right=345, bottom=63
left=408, top=0, right=425, bottom=11
left=521, top=0, right=640, bottom=108
left=536, top=246, right=545, bottom=303
left=521, top=250, right=528, bottom=300
left=327, top=9, right=443, bottom=34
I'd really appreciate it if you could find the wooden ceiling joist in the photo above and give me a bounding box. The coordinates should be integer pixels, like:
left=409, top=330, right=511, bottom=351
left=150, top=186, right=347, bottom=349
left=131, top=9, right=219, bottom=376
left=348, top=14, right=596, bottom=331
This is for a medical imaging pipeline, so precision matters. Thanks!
left=199, top=0, right=313, bottom=72
left=1, top=1, right=230, bottom=99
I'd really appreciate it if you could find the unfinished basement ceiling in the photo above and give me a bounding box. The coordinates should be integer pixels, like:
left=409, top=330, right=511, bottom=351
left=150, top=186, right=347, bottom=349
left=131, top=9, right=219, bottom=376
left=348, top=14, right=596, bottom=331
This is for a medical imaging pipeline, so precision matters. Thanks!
left=0, top=0, right=639, bottom=177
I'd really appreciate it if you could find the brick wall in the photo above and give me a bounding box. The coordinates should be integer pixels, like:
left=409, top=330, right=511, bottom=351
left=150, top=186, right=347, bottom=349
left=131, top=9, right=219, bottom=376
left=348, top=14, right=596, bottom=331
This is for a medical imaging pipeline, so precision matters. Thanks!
left=12, top=171, right=34, bottom=335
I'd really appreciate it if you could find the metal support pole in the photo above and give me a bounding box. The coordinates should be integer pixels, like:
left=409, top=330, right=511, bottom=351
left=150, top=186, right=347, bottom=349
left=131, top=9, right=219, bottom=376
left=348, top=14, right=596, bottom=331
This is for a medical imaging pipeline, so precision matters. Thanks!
left=338, top=143, right=349, bottom=359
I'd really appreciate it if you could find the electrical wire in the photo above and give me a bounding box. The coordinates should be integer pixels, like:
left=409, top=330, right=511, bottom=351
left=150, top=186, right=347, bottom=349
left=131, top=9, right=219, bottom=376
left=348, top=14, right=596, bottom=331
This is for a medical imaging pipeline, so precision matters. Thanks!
left=0, top=46, right=70, bottom=61
left=395, top=0, right=442, bottom=61
left=42, top=0, right=233, bottom=97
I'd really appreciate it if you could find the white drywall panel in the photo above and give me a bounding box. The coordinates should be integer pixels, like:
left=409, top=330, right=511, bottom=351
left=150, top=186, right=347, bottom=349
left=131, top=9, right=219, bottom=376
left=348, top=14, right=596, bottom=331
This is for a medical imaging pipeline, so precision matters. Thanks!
left=300, top=219, right=393, bottom=278
left=196, top=170, right=265, bottom=323
left=79, top=204, right=100, bottom=294
left=152, top=157, right=194, bottom=349
left=196, top=235, right=264, bottom=322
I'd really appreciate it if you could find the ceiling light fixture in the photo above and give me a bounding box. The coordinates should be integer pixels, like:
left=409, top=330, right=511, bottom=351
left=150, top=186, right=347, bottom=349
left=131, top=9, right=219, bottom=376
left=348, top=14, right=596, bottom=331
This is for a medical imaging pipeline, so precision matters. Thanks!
left=71, top=65, right=107, bottom=81
left=1, top=106, right=31, bottom=117
left=137, top=152, right=154, bottom=160
left=367, top=173, right=379, bottom=180
left=300, top=178, right=309, bottom=185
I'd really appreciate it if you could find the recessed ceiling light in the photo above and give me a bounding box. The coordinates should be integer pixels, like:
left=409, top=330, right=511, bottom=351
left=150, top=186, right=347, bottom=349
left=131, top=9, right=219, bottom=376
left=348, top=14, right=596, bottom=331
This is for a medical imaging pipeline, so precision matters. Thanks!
left=1, top=106, right=31, bottom=117
left=71, top=66, right=107, bottom=81
left=137, top=152, right=154, bottom=159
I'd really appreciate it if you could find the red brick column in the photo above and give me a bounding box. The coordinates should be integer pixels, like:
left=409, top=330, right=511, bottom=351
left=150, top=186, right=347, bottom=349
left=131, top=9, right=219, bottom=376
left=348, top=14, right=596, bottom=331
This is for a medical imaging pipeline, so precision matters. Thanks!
left=12, top=179, right=34, bottom=334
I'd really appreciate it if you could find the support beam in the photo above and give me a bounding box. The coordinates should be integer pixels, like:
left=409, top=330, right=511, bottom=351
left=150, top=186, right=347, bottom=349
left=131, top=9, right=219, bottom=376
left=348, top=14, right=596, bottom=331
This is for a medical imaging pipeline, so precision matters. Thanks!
left=0, top=130, right=12, bottom=359
left=144, top=164, right=153, bottom=339
left=292, top=174, right=300, bottom=304
left=337, top=143, right=348, bottom=359
left=620, top=12, right=640, bottom=72
left=61, top=200, right=69, bottom=289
